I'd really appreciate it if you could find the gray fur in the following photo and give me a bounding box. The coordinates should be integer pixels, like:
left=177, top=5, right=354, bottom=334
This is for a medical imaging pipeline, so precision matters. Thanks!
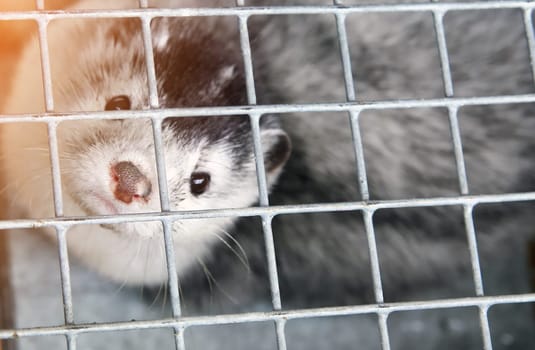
left=190, top=3, right=535, bottom=310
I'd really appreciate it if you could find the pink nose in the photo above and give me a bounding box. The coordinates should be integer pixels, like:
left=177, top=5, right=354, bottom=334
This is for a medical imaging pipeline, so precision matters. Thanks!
left=111, top=161, right=152, bottom=204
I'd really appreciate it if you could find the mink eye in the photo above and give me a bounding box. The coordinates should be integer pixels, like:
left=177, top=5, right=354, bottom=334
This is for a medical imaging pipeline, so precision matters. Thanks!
left=190, top=172, right=211, bottom=195
left=105, top=95, right=131, bottom=111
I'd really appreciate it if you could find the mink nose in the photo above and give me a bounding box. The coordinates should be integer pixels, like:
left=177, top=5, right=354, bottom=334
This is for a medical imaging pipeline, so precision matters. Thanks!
left=111, top=161, right=152, bottom=204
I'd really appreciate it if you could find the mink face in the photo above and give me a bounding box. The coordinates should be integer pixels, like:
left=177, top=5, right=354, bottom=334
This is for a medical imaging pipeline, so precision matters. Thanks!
left=0, top=7, right=290, bottom=284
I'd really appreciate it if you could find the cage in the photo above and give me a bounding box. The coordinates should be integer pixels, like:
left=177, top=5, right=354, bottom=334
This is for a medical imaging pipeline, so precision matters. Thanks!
left=1, top=1, right=535, bottom=350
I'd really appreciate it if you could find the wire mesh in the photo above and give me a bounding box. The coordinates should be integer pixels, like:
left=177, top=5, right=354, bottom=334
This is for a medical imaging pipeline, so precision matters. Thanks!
left=0, top=1, right=534, bottom=350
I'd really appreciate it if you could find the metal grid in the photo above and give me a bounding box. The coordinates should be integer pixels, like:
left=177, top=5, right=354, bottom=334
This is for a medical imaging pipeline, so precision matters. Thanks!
left=0, top=1, right=535, bottom=350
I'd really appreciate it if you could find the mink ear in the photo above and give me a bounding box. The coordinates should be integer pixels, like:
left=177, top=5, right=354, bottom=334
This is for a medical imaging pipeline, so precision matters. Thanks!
left=261, top=128, right=292, bottom=174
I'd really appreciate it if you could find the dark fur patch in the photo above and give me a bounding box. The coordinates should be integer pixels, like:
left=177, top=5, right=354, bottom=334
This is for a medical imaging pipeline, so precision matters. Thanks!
left=153, top=17, right=256, bottom=168
left=153, top=17, right=246, bottom=108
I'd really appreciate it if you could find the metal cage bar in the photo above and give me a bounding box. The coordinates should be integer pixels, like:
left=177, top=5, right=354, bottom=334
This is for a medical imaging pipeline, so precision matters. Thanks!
left=2, top=1, right=535, bottom=21
left=5, top=190, right=535, bottom=231
left=235, top=4, right=288, bottom=347
left=35, top=9, right=77, bottom=350
left=140, top=16, right=184, bottom=350
left=2, top=93, right=535, bottom=123
left=333, top=11, right=371, bottom=201
left=2, top=293, right=535, bottom=339
left=447, top=106, right=470, bottom=195
left=523, top=8, right=535, bottom=85
left=430, top=7, right=493, bottom=347
left=333, top=14, right=390, bottom=349
left=433, top=10, right=454, bottom=98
